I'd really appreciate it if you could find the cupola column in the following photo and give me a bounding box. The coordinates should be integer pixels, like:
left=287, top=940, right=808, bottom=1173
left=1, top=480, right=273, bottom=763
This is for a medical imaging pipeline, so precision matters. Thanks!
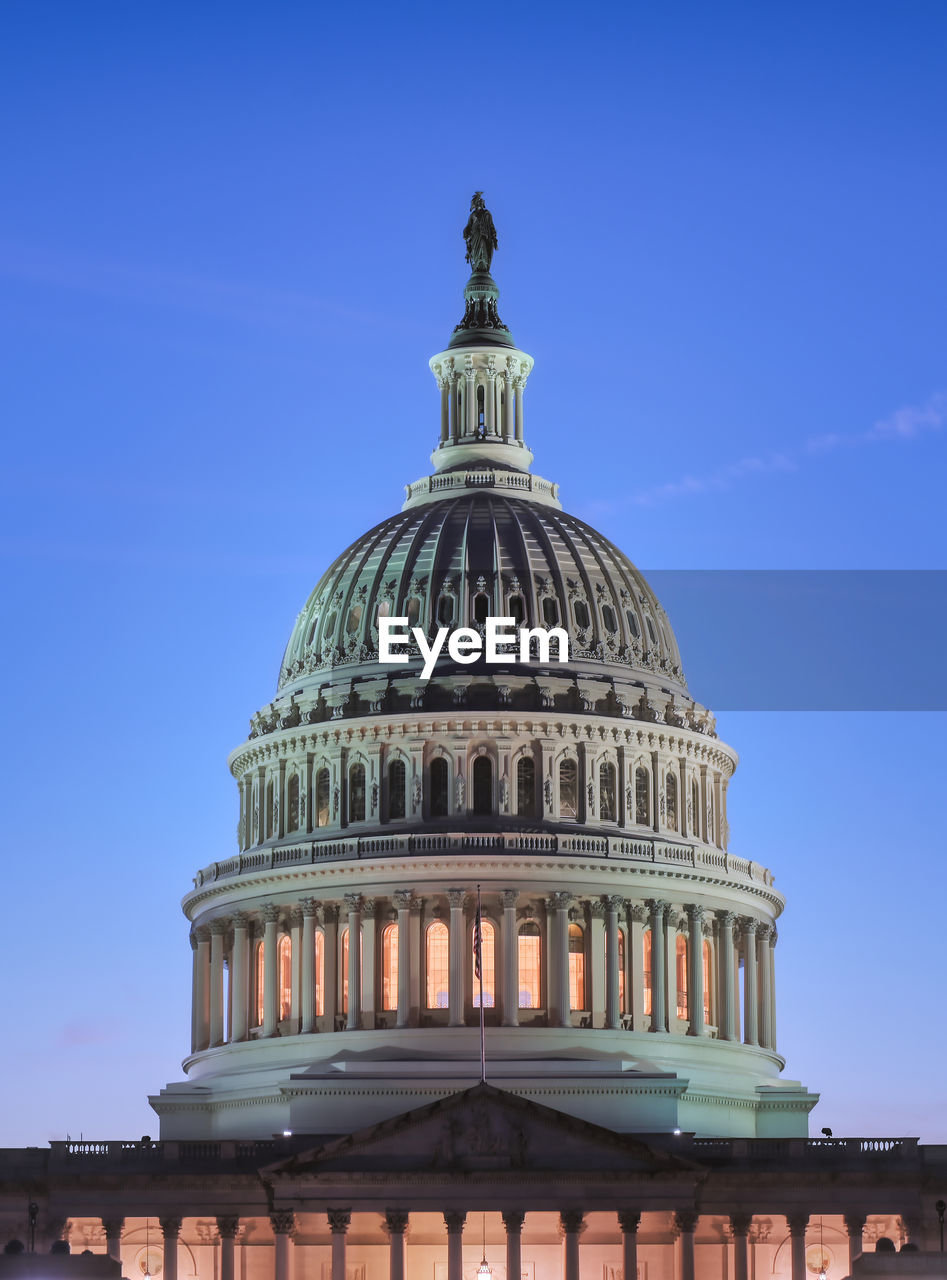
left=443, top=1211, right=466, bottom=1280
left=393, top=891, right=413, bottom=1028
left=300, top=899, right=318, bottom=1034
left=550, top=892, right=573, bottom=1027
left=687, top=907, right=705, bottom=1037
left=742, top=919, right=759, bottom=1046
left=193, top=927, right=211, bottom=1052
left=484, top=359, right=496, bottom=434
left=501, top=890, right=519, bottom=1027
left=345, top=894, right=362, bottom=1031
left=209, top=921, right=227, bottom=1047
left=447, top=369, right=459, bottom=442
left=262, top=906, right=280, bottom=1037
left=648, top=900, right=668, bottom=1032
left=447, top=889, right=466, bottom=1027
left=758, top=924, right=774, bottom=1049
left=464, top=358, right=477, bottom=437
left=230, top=912, right=249, bottom=1042
left=384, top=1211, right=409, bottom=1280
left=327, top=1210, right=350, bottom=1280
left=438, top=376, right=449, bottom=443
left=514, top=375, right=524, bottom=442
left=618, top=1210, right=641, bottom=1280
left=605, top=895, right=623, bottom=1030
left=503, top=365, right=514, bottom=439
left=717, top=912, right=737, bottom=1042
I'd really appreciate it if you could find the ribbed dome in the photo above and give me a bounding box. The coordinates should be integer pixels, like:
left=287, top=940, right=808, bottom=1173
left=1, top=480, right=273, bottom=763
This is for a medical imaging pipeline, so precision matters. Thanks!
left=278, top=493, right=687, bottom=700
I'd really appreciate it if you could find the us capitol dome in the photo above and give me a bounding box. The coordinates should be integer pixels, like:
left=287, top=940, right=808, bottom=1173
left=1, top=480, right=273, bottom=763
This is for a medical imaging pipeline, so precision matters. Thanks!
left=153, top=195, right=817, bottom=1141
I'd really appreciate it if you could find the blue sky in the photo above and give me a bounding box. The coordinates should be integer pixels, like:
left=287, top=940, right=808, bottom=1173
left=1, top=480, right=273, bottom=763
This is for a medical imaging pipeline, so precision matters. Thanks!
left=0, top=1, right=944, bottom=1145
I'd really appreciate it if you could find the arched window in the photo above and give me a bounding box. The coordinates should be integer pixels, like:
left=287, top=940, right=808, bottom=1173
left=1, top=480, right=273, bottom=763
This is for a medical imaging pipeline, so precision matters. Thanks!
left=426, top=921, right=449, bottom=1008
left=646, top=616, right=658, bottom=644
left=306, top=614, right=319, bottom=646
left=666, top=772, right=678, bottom=832
left=573, top=599, right=590, bottom=630
left=473, top=919, right=496, bottom=1008
left=599, top=761, right=616, bottom=822
left=287, top=774, right=300, bottom=832
left=376, top=599, right=391, bottom=621
left=568, top=923, right=585, bottom=1010
left=542, top=597, right=559, bottom=627
left=473, top=592, right=490, bottom=625
left=702, top=939, right=711, bottom=1023
left=437, top=594, right=454, bottom=625
left=559, top=758, right=578, bottom=819
left=388, top=758, right=406, bottom=820
left=405, top=596, right=421, bottom=626
left=315, top=768, right=330, bottom=828
left=676, top=935, right=689, bottom=1019
left=345, top=604, right=363, bottom=635
left=643, top=930, right=652, bottom=1017
left=602, top=604, right=617, bottom=633
left=508, top=594, right=525, bottom=624
left=382, top=922, right=398, bottom=1011
left=254, top=939, right=264, bottom=1027
left=516, top=756, right=535, bottom=817
left=477, top=383, right=485, bottom=432
left=635, top=766, right=650, bottom=825
left=348, top=763, right=365, bottom=823
left=518, top=922, right=542, bottom=1009
left=473, top=756, right=492, bottom=815
left=314, top=930, right=324, bottom=1017
left=626, top=609, right=640, bottom=639
left=323, top=611, right=337, bottom=643
left=340, top=927, right=348, bottom=1014
left=430, top=757, right=449, bottom=817
left=278, top=934, right=292, bottom=1022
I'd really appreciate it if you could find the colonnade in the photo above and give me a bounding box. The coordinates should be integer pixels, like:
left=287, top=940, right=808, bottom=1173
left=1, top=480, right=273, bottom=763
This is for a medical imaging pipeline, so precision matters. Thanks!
left=190, top=891, right=778, bottom=1056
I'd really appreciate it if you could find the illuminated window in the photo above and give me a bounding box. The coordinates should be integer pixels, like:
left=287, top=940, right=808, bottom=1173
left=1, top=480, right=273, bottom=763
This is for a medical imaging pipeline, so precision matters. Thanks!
left=254, top=940, right=264, bottom=1027
left=473, top=756, right=492, bottom=815
left=676, top=935, right=689, bottom=1019
left=315, top=768, right=330, bottom=828
left=278, top=934, right=292, bottom=1022
left=666, top=772, right=678, bottom=832
left=426, top=921, right=449, bottom=1009
left=341, top=927, right=348, bottom=1014
left=473, top=919, right=496, bottom=1008
left=348, top=763, right=365, bottom=823
left=314, top=930, right=324, bottom=1017
left=599, top=762, right=616, bottom=821
left=382, top=922, right=398, bottom=1011
left=430, top=757, right=449, bottom=817
left=516, top=757, right=535, bottom=817
left=559, top=758, right=577, bottom=819
left=568, top=923, right=585, bottom=1010
left=635, top=767, right=650, bottom=825
left=287, top=774, right=300, bottom=832
left=703, top=939, right=712, bottom=1023
left=388, top=759, right=406, bottom=820
left=518, top=922, right=542, bottom=1008
left=643, top=930, right=652, bottom=1017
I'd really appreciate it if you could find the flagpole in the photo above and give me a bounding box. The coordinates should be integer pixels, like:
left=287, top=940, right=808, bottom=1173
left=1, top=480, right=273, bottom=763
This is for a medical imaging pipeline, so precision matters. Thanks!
left=476, top=883, right=486, bottom=1083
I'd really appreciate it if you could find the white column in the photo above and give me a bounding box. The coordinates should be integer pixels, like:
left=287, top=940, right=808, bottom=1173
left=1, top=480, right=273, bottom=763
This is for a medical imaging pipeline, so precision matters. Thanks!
left=439, top=377, right=449, bottom=443
left=742, top=919, right=759, bottom=1046
left=551, top=892, right=572, bottom=1027
left=323, top=904, right=339, bottom=1029
left=262, top=905, right=280, bottom=1037
left=590, top=901, right=606, bottom=1026
left=444, top=1212, right=465, bottom=1280
left=289, top=908, right=302, bottom=1030
left=514, top=376, right=524, bottom=441
left=102, top=1219, right=123, bottom=1264
left=345, top=893, right=362, bottom=1031
left=758, top=923, right=774, bottom=1049
left=788, top=1214, right=808, bottom=1280
left=361, top=898, right=377, bottom=1026
left=271, top=1212, right=294, bottom=1280
left=394, top=891, right=413, bottom=1028
left=605, top=895, right=622, bottom=1029
left=503, top=368, right=514, bottom=438
left=327, top=1210, right=349, bottom=1280
left=618, top=1210, right=640, bottom=1280
left=230, top=912, right=249, bottom=1043
left=501, top=889, right=519, bottom=1027
left=160, top=1218, right=180, bottom=1280
left=648, top=900, right=668, bottom=1032
left=384, top=1211, right=409, bottom=1280
left=301, top=899, right=317, bottom=1034
left=485, top=363, right=496, bottom=434
left=629, top=904, right=647, bottom=1031
left=447, top=888, right=466, bottom=1028
left=717, top=911, right=736, bottom=1041
left=503, top=1211, right=524, bottom=1280
left=676, top=1212, right=697, bottom=1280
left=216, top=1218, right=238, bottom=1280
left=687, top=906, right=705, bottom=1037
left=465, top=361, right=476, bottom=437
left=560, top=1211, right=584, bottom=1280
left=193, top=928, right=210, bottom=1051
left=209, top=921, right=226, bottom=1047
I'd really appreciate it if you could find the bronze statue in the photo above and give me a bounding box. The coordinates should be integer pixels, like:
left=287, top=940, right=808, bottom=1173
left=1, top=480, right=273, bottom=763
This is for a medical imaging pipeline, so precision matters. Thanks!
left=463, top=192, right=498, bottom=273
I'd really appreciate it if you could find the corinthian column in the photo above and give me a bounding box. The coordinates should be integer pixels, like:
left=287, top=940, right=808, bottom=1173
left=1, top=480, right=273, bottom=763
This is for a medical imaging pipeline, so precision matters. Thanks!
left=605, top=895, right=622, bottom=1029
left=787, top=1213, right=808, bottom=1280
left=216, top=1218, right=238, bottom=1280
left=327, top=1210, right=350, bottom=1280
left=193, top=928, right=210, bottom=1052
left=618, top=1210, right=640, bottom=1280
left=742, top=919, right=759, bottom=1046
left=300, top=899, right=318, bottom=1034
left=550, top=892, right=573, bottom=1027
left=209, top=920, right=227, bottom=1047
left=102, top=1220, right=123, bottom=1264
left=501, top=890, right=519, bottom=1027
left=503, top=1211, right=525, bottom=1280
left=443, top=1211, right=465, bottom=1280
left=676, top=1211, right=697, bottom=1280
left=271, top=1212, right=294, bottom=1280
left=345, top=893, right=362, bottom=1030
left=559, top=1210, right=585, bottom=1280
left=730, top=1214, right=751, bottom=1280
left=758, top=924, right=774, bottom=1048
left=262, top=905, right=280, bottom=1037
left=687, top=907, right=705, bottom=1037
left=394, top=891, right=413, bottom=1028
left=384, top=1211, right=409, bottom=1280
left=648, top=900, right=668, bottom=1032
left=447, top=889, right=466, bottom=1028
left=231, top=912, right=250, bottom=1043
left=717, top=911, right=736, bottom=1041
left=159, top=1218, right=181, bottom=1280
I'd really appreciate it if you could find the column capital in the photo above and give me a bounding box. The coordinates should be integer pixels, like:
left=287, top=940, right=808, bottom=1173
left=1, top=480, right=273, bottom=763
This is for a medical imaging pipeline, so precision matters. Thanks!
left=322, top=902, right=340, bottom=924
left=344, top=893, right=362, bottom=914
left=501, top=889, right=519, bottom=908
left=383, top=1210, right=410, bottom=1236
left=288, top=907, right=303, bottom=928
left=550, top=891, right=574, bottom=911
left=159, top=1218, right=182, bottom=1239
left=446, top=888, right=467, bottom=909
left=730, top=1213, right=752, bottom=1238
left=629, top=903, right=648, bottom=923
left=393, top=890, right=414, bottom=910
left=757, top=922, right=773, bottom=942
left=101, top=1219, right=124, bottom=1238
left=675, top=1211, right=699, bottom=1234
left=502, top=1210, right=525, bottom=1234
left=443, top=1211, right=467, bottom=1234
left=844, top=1214, right=866, bottom=1238
left=261, top=903, right=281, bottom=925
left=327, top=1209, right=351, bottom=1234
left=687, top=905, right=705, bottom=927
left=361, top=897, right=377, bottom=919
left=617, top=1210, right=641, bottom=1234
left=786, top=1212, right=809, bottom=1237
left=195, top=926, right=211, bottom=945
left=604, top=894, right=624, bottom=912
left=270, top=1212, right=295, bottom=1237
left=717, top=910, right=737, bottom=928
left=232, top=911, right=250, bottom=929
left=647, top=898, right=670, bottom=918
left=300, top=897, right=319, bottom=918
left=559, top=1209, right=586, bottom=1236
left=216, top=1218, right=239, bottom=1240
left=741, top=916, right=759, bottom=936
left=209, top=919, right=229, bottom=937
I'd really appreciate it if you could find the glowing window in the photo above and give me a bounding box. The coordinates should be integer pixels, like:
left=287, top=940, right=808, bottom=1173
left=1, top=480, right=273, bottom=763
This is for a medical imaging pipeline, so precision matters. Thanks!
left=314, top=930, right=324, bottom=1017
left=516, top=757, right=535, bottom=817
left=426, top=921, right=449, bottom=1009
left=278, top=934, right=292, bottom=1022
left=573, top=599, right=590, bottom=629
left=518, top=922, right=542, bottom=1008
left=388, top=759, right=406, bottom=820
left=382, top=922, right=398, bottom=1011
left=568, top=923, right=585, bottom=1010
left=254, top=940, right=264, bottom=1027
left=676, top=935, right=689, bottom=1019
left=473, top=919, right=496, bottom=1008
left=666, top=772, right=678, bottom=832
left=473, top=756, right=492, bottom=815
left=635, top=767, right=650, bottom=825
left=430, top=757, right=449, bottom=817
left=703, top=939, right=711, bottom=1023
left=315, top=768, right=330, bottom=828
left=599, top=762, right=616, bottom=821
left=643, top=930, right=652, bottom=1017
left=348, top=763, right=365, bottom=823
left=287, top=774, right=300, bottom=832
left=559, top=758, right=578, bottom=819
left=341, top=927, right=348, bottom=1013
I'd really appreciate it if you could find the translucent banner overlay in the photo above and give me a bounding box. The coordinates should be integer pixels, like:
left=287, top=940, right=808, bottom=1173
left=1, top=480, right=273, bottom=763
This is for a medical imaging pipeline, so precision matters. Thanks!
left=644, top=570, right=947, bottom=711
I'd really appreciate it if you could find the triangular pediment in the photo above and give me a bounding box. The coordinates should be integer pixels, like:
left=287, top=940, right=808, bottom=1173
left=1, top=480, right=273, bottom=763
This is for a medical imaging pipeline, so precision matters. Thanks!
left=264, top=1083, right=699, bottom=1178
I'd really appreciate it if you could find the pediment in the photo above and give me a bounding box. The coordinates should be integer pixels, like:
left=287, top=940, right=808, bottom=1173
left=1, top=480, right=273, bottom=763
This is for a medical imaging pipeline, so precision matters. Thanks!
left=265, top=1083, right=698, bottom=1178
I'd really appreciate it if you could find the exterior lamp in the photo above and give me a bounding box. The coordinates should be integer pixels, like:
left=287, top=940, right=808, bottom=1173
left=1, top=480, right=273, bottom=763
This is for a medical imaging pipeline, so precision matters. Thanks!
left=476, top=1214, right=492, bottom=1278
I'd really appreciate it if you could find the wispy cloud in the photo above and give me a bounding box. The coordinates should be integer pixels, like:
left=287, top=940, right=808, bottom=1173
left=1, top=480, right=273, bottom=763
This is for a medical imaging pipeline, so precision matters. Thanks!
left=628, top=392, right=946, bottom=507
